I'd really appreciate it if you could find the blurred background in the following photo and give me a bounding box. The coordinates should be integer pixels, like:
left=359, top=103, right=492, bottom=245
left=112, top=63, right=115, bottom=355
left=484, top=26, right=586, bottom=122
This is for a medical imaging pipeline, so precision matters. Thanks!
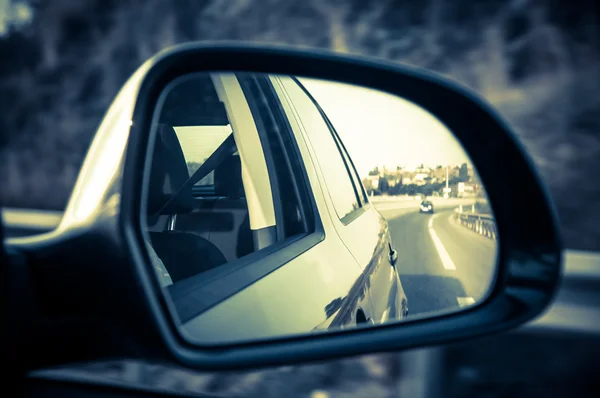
left=1, top=0, right=599, bottom=397
left=1, top=0, right=600, bottom=250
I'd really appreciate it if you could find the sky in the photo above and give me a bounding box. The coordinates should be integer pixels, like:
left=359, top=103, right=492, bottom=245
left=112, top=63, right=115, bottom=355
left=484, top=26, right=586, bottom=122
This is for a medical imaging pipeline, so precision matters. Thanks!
left=299, top=77, right=470, bottom=177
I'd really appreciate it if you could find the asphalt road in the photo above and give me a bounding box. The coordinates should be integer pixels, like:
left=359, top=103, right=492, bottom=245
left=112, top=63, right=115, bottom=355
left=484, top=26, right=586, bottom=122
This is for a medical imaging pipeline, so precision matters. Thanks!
left=374, top=199, right=497, bottom=318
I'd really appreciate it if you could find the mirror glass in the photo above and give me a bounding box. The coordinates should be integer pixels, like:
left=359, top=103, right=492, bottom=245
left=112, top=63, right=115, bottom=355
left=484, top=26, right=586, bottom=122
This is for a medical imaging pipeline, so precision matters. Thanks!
left=142, top=72, right=498, bottom=345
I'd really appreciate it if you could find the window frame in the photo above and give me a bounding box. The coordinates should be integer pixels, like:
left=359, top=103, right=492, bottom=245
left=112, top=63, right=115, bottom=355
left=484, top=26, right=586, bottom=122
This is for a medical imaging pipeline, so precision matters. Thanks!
left=283, top=76, right=366, bottom=225
left=237, top=73, right=315, bottom=242
left=252, top=74, right=316, bottom=235
left=323, top=113, right=370, bottom=207
left=237, top=73, right=286, bottom=242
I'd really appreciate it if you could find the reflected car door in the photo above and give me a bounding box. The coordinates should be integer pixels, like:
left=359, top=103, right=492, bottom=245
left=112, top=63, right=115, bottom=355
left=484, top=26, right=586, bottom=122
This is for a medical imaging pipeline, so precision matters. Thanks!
left=180, top=75, right=376, bottom=343
left=268, top=75, right=376, bottom=327
left=275, top=76, right=408, bottom=324
left=324, top=109, right=409, bottom=323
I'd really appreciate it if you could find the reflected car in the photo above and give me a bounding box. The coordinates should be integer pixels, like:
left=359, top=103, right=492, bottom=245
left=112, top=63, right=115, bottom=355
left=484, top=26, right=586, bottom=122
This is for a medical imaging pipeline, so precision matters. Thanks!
left=419, top=200, right=434, bottom=214
left=143, top=73, right=409, bottom=342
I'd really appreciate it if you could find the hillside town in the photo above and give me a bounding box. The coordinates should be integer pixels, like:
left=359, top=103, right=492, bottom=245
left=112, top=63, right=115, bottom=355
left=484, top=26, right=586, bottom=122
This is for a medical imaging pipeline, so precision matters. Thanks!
left=361, top=163, right=483, bottom=199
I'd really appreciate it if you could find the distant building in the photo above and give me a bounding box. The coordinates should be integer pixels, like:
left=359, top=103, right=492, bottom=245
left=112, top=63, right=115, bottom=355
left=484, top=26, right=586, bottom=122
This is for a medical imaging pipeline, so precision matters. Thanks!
left=414, top=173, right=429, bottom=186
left=363, top=175, right=380, bottom=191
left=457, top=182, right=477, bottom=197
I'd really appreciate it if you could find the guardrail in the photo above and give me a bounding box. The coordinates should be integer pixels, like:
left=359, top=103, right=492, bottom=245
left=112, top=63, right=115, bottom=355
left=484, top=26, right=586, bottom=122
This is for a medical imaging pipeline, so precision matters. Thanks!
left=454, top=211, right=497, bottom=240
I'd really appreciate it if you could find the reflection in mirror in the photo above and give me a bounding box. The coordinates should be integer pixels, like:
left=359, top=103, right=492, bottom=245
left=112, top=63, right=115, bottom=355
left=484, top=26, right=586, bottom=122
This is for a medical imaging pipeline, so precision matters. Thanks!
left=142, top=72, right=498, bottom=345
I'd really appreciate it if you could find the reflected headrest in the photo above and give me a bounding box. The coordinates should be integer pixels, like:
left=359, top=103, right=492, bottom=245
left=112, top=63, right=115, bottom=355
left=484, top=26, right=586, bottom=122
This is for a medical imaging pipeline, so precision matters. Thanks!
left=147, top=124, right=194, bottom=214
left=214, top=155, right=244, bottom=198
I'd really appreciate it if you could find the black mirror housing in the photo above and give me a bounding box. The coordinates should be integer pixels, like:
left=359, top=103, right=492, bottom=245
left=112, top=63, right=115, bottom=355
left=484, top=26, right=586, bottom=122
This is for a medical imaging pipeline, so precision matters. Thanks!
left=4, top=43, right=562, bottom=371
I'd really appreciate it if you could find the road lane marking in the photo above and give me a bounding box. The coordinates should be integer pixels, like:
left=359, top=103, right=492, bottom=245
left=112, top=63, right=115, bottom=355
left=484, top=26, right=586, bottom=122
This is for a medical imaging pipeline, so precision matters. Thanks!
left=428, top=214, right=456, bottom=271
left=457, top=297, right=476, bottom=307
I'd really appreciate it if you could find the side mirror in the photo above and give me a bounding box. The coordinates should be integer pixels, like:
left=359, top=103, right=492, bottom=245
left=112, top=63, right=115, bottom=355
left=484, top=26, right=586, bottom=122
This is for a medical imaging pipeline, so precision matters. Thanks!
left=3, top=43, right=562, bottom=371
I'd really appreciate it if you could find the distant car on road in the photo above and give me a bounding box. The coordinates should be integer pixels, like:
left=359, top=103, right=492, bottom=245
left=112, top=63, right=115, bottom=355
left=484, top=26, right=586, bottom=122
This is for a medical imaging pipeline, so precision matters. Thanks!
left=419, top=200, right=434, bottom=214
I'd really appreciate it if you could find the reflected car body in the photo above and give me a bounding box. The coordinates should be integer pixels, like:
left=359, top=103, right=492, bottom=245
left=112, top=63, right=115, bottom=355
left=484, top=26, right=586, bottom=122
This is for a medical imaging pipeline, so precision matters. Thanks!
left=419, top=200, right=434, bottom=214
left=175, top=75, right=408, bottom=343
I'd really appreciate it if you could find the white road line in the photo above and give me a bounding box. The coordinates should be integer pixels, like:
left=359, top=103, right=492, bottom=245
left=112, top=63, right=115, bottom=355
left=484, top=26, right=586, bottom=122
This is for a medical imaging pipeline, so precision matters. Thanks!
left=428, top=214, right=456, bottom=270
left=457, top=296, right=476, bottom=307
